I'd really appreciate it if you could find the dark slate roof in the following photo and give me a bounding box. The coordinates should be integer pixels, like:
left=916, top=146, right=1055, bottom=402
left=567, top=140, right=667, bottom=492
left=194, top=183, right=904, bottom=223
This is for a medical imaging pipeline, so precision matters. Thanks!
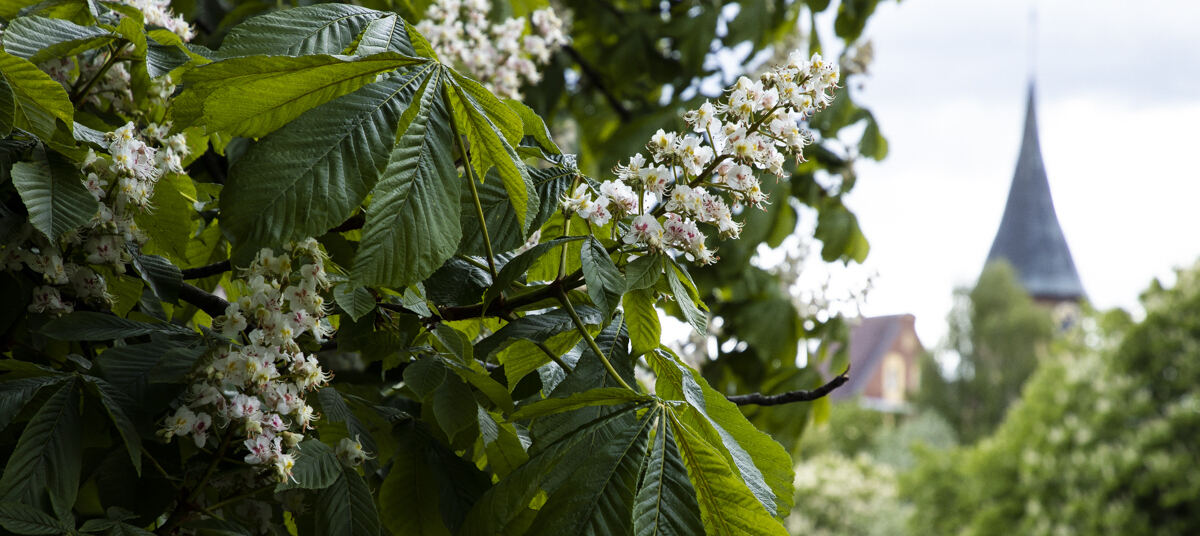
left=830, top=314, right=914, bottom=400
left=985, top=84, right=1085, bottom=301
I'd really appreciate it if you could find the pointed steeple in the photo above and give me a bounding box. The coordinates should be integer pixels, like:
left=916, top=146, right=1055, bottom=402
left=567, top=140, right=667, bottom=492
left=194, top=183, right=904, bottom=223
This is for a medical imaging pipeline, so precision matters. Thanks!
left=985, top=84, right=1085, bottom=302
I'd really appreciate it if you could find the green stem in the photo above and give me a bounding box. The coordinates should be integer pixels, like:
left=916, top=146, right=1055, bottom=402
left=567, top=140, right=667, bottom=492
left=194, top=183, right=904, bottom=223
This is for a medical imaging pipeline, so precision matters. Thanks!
left=504, top=313, right=573, bottom=373
left=141, top=446, right=181, bottom=484
left=456, top=133, right=498, bottom=279
left=71, top=49, right=121, bottom=106
left=187, top=428, right=233, bottom=505
left=556, top=287, right=633, bottom=391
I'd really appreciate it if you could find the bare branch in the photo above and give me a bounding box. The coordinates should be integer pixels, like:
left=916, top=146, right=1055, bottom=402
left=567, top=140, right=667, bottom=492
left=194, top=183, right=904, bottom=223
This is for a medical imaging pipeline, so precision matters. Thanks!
left=725, top=366, right=851, bottom=406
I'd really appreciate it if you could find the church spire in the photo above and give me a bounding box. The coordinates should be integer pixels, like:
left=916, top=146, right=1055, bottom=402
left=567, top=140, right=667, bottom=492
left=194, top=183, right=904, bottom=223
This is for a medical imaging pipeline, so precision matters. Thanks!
left=984, top=84, right=1085, bottom=302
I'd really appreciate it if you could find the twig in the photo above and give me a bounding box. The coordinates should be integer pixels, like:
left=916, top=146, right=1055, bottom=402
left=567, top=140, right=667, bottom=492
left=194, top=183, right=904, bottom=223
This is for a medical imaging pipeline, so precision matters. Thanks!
left=179, top=282, right=230, bottom=318
left=725, top=366, right=850, bottom=406
left=181, top=260, right=231, bottom=280
left=564, top=45, right=632, bottom=122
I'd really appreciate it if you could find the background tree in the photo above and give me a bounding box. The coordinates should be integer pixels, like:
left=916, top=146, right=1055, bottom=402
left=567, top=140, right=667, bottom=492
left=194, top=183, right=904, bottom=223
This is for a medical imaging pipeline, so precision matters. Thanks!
left=916, top=260, right=1054, bottom=442
left=904, top=265, right=1195, bottom=535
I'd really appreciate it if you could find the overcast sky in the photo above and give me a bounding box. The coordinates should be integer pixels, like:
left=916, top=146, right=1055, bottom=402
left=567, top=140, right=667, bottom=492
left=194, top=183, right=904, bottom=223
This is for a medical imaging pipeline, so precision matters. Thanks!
left=827, top=0, right=1200, bottom=347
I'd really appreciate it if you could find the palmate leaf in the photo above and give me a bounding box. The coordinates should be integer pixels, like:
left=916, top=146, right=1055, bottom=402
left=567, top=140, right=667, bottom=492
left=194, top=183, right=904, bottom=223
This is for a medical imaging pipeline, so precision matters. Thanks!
left=351, top=67, right=461, bottom=288
left=281, top=439, right=341, bottom=491
left=173, top=52, right=424, bottom=139
left=459, top=165, right=576, bottom=258
left=0, top=51, right=73, bottom=140
left=648, top=350, right=794, bottom=518
left=458, top=403, right=647, bottom=536
left=316, top=467, right=381, bottom=536
left=633, top=416, right=705, bottom=536
left=665, top=409, right=787, bottom=536
left=623, top=288, right=661, bottom=357
left=524, top=406, right=655, bottom=535
left=81, top=377, right=142, bottom=476
left=0, top=502, right=69, bottom=535
left=220, top=63, right=435, bottom=265
left=11, top=147, right=97, bottom=242
left=379, top=431, right=452, bottom=536
left=582, top=236, right=624, bottom=319
left=0, top=379, right=80, bottom=514
left=217, top=4, right=392, bottom=58
left=444, top=70, right=537, bottom=230
left=0, top=375, right=68, bottom=432
left=1, top=15, right=114, bottom=64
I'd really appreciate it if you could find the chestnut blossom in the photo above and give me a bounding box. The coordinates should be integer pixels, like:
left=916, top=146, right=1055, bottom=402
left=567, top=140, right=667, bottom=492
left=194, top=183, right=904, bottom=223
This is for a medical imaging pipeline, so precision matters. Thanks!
left=161, top=240, right=335, bottom=482
left=417, top=0, right=568, bottom=99
left=561, top=51, right=840, bottom=266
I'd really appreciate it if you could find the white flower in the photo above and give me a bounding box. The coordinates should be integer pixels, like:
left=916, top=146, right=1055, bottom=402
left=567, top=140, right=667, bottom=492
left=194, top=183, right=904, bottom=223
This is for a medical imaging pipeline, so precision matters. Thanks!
left=337, top=435, right=372, bottom=467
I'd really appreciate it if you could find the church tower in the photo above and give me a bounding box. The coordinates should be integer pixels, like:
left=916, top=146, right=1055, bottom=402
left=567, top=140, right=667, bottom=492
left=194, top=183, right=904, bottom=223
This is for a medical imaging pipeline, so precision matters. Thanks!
left=984, top=84, right=1085, bottom=304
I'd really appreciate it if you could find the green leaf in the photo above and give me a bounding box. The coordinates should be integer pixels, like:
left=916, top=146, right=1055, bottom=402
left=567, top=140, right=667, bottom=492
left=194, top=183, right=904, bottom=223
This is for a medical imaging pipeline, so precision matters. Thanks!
left=525, top=407, right=654, bottom=535
left=134, top=172, right=196, bottom=264
left=176, top=53, right=424, bottom=139
left=1, top=15, right=113, bottom=63
left=0, top=379, right=80, bottom=514
left=351, top=68, right=461, bottom=288
left=81, top=377, right=141, bottom=476
left=458, top=404, right=645, bottom=536
left=0, top=49, right=72, bottom=139
left=504, top=98, right=560, bottom=156
left=623, top=289, right=660, bottom=357
left=511, top=387, right=651, bottom=420
left=220, top=63, right=436, bottom=264
left=217, top=4, right=387, bottom=58
left=649, top=351, right=794, bottom=518
left=624, top=254, right=662, bottom=291
left=445, top=71, right=536, bottom=229
left=0, top=502, right=69, bottom=535
left=11, top=148, right=97, bottom=242
left=482, top=235, right=583, bottom=305
left=41, top=311, right=188, bottom=340
left=378, top=432, right=452, bottom=536
left=0, top=375, right=67, bottom=432
left=815, top=205, right=869, bottom=263
left=315, top=467, right=381, bottom=536
left=859, top=112, right=888, bottom=160
left=145, top=32, right=196, bottom=79
left=665, top=265, right=706, bottom=334
left=666, top=409, right=787, bottom=536
left=284, top=439, right=341, bottom=490
left=130, top=254, right=182, bottom=305
left=353, top=13, right=417, bottom=57
left=633, top=416, right=705, bottom=536
left=477, top=407, right=527, bottom=479
left=581, top=237, right=623, bottom=319
left=458, top=165, right=574, bottom=258
left=474, top=306, right=602, bottom=362
left=333, top=283, right=376, bottom=321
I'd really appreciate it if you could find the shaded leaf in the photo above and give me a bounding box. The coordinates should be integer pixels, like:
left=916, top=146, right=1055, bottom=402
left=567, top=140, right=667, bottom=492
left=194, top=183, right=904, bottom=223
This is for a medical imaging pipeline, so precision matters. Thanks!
left=315, top=468, right=381, bottom=536
left=11, top=148, right=97, bottom=242
left=581, top=237, right=623, bottom=319
left=351, top=67, right=461, bottom=288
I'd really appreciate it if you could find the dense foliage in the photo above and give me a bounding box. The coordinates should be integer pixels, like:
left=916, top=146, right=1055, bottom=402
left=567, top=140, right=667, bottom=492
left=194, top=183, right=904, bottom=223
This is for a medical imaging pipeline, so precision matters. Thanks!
left=0, top=0, right=891, bottom=534
left=904, top=265, right=1200, bottom=535
left=916, top=261, right=1054, bottom=442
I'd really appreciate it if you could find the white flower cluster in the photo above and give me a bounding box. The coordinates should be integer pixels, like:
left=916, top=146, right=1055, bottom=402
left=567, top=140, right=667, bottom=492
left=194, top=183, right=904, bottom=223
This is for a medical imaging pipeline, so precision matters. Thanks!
left=2, top=122, right=188, bottom=313
left=417, top=0, right=568, bottom=99
left=40, top=0, right=190, bottom=110
left=561, top=51, right=840, bottom=265
left=119, top=0, right=195, bottom=41
left=161, top=240, right=334, bottom=482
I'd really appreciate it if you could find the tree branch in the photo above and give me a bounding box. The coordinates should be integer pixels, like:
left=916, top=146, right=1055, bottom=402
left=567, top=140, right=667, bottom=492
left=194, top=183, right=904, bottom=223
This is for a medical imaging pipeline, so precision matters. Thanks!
left=725, top=366, right=850, bottom=406
left=178, top=282, right=230, bottom=318
left=181, top=260, right=231, bottom=280
left=563, top=45, right=632, bottom=122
